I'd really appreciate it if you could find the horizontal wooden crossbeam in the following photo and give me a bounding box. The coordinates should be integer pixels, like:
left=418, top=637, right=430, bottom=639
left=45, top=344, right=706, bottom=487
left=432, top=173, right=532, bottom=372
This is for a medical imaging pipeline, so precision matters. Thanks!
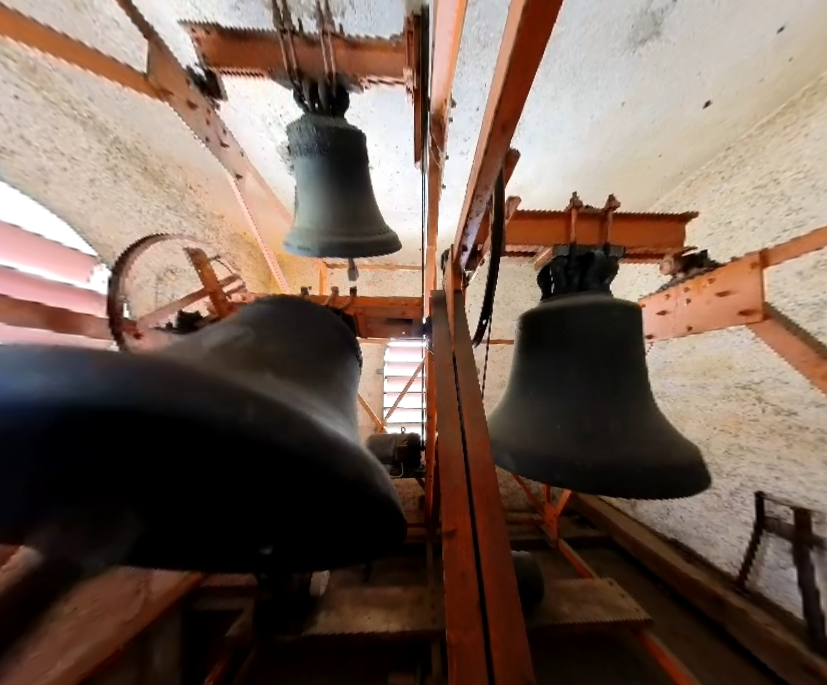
left=0, top=567, right=200, bottom=685
left=231, top=293, right=424, bottom=340
left=0, top=5, right=158, bottom=99
left=641, top=222, right=827, bottom=397
left=183, top=22, right=413, bottom=88
left=506, top=209, right=695, bottom=255
left=640, top=253, right=765, bottom=341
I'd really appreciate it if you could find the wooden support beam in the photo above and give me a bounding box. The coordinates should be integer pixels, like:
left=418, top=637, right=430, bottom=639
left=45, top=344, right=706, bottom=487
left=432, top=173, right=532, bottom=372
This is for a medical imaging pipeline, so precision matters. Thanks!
left=0, top=569, right=200, bottom=685
left=358, top=393, right=384, bottom=433
left=640, top=253, right=765, bottom=342
left=764, top=223, right=827, bottom=267
left=234, top=294, right=424, bottom=340
left=639, top=221, right=827, bottom=396
left=574, top=494, right=827, bottom=685
left=424, top=0, right=471, bottom=315
left=113, top=0, right=293, bottom=292
left=0, top=5, right=158, bottom=100
left=506, top=209, right=694, bottom=252
left=449, top=288, right=536, bottom=685
left=749, top=305, right=827, bottom=398
left=183, top=23, right=410, bottom=86
left=431, top=292, right=489, bottom=684
left=452, top=0, right=565, bottom=272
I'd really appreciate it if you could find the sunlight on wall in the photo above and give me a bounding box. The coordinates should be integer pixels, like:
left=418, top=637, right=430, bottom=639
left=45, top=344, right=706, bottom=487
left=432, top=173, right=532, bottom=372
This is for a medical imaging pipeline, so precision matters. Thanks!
left=0, top=180, right=108, bottom=293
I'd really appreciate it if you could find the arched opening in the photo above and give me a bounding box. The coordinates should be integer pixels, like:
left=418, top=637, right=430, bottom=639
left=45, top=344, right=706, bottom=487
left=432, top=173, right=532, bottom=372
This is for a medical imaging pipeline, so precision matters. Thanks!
left=0, top=181, right=111, bottom=348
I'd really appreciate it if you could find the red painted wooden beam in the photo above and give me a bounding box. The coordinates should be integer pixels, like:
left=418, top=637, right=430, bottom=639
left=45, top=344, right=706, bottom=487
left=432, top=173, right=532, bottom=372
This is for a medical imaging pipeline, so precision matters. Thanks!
left=452, top=0, right=565, bottom=271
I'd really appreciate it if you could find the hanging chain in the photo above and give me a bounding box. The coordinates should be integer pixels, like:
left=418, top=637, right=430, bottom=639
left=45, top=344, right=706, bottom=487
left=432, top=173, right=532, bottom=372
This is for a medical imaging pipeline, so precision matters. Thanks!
left=272, top=0, right=301, bottom=90
left=273, top=0, right=348, bottom=117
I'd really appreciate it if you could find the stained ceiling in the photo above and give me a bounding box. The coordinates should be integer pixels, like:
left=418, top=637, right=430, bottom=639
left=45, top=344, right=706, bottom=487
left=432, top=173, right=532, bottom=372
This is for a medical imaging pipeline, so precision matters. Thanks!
left=4, top=0, right=827, bottom=280
left=2, top=0, right=827, bottom=619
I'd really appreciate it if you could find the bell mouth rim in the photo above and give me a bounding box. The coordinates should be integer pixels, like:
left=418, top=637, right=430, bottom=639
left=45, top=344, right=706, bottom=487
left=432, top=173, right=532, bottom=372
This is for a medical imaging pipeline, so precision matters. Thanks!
left=491, top=448, right=711, bottom=501
left=282, top=234, right=403, bottom=259
left=0, top=345, right=406, bottom=572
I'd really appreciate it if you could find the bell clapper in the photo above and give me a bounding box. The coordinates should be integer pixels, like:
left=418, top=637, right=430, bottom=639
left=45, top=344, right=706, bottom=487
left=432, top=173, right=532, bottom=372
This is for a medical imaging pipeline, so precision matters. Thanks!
left=347, top=258, right=359, bottom=282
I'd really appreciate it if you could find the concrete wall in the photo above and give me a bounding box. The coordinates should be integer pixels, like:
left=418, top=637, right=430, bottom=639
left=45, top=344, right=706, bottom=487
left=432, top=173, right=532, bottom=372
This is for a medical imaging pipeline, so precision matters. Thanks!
left=611, top=70, right=827, bottom=617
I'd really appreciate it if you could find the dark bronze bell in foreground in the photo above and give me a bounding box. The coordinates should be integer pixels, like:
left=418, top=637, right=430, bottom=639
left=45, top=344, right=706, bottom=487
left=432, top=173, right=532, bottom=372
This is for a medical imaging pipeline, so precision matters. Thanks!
left=0, top=296, right=406, bottom=573
left=283, top=113, right=402, bottom=259
left=488, top=292, right=710, bottom=500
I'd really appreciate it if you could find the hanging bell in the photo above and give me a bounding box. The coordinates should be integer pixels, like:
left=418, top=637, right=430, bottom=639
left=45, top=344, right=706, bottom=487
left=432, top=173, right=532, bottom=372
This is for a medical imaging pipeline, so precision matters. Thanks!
left=487, top=292, right=711, bottom=500
left=283, top=113, right=402, bottom=259
left=0, top=296, right=406, bottom=573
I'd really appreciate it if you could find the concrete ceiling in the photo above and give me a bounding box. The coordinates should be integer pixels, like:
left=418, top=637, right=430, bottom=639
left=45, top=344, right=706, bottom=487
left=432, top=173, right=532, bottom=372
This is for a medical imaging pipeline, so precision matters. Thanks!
left=4, top=0, right=827, bottom=274
left=2, top=0, right=827, bottom=619
left=441, top=0, right=827, bottom=243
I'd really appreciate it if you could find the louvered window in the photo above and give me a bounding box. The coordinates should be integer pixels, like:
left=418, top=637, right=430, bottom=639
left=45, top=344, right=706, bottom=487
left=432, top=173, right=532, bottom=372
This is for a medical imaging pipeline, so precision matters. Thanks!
left=382, top=340, right=426, bottom=437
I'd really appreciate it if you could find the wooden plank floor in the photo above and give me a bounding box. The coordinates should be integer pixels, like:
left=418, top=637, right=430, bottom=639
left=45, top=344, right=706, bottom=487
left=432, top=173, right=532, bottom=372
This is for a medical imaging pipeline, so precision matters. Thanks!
left=213, top=514, right=785, bottom=685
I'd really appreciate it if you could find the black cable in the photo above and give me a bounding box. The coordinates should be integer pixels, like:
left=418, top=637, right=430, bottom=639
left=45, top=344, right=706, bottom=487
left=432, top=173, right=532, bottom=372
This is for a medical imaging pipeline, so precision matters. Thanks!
left=471, top=168, right=505, bottom=347
left=418, top=4, right=430, bottom=441
left=480, top=306, right=494, bottom=401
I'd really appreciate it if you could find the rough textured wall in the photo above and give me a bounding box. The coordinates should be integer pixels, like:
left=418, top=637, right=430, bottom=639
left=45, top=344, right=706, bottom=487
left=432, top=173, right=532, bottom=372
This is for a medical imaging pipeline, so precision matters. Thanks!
left=0, top=38, right=275, bottom=314
left=441, top=0, right=827, bottom=255
left=612, top=71, right=827, bottom=617
left=470, top=72, right=827, bottom=616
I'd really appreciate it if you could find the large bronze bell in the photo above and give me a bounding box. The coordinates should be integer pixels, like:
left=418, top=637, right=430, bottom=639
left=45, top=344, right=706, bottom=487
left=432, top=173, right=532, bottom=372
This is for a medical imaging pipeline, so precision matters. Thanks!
left=0, top=296, right=406, bottom=573
left=488, top=292, right=711, bottom=500
left=283, top=113, right=402, bottom=259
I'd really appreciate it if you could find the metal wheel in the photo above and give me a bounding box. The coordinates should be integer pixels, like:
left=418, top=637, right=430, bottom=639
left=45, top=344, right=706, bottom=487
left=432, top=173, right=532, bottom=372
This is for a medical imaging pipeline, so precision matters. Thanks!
left=106, top=234, right=239, bottom=352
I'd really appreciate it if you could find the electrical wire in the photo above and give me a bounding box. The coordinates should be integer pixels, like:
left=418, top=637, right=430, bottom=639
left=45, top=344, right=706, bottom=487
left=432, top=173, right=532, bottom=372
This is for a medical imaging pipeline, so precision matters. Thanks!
left=418, top=4, right=430, bottom=442
left=480, top=307, right=494, bottom=401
